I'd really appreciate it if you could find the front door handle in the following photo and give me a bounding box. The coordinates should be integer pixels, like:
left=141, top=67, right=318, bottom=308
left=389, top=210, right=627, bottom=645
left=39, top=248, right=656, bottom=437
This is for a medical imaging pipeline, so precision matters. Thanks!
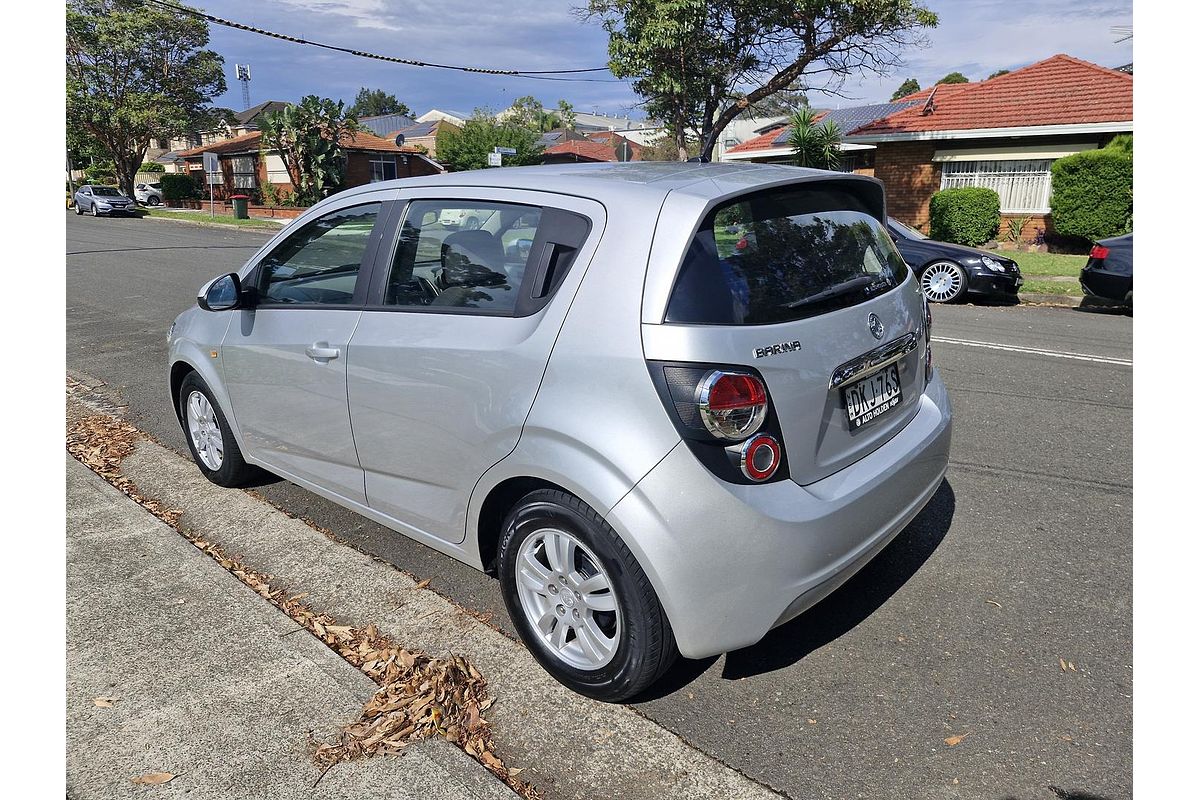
left=305, top=342, right=341, bottom=361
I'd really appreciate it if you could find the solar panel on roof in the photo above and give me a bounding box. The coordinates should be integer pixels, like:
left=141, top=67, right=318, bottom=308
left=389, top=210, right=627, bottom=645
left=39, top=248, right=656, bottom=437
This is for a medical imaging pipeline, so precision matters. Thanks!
left=770, top=100, right=921, bottom=145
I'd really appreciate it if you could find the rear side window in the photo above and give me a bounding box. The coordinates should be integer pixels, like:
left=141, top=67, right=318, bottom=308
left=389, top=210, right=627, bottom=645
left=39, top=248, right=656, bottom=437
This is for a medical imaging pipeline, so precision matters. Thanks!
left=665, top=187, right=908, bottom=325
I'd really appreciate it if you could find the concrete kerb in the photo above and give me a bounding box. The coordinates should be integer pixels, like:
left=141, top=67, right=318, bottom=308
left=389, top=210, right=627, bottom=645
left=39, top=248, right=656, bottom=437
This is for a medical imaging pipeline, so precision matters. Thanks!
left=66, top=455, right=514, bottom=800
left=84, top=420, right=783, bottom=799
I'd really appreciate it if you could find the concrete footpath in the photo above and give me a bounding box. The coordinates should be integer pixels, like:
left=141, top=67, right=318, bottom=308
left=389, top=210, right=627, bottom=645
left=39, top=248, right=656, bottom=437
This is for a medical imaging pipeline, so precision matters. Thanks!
left=66, top=455, right=514, bottom=800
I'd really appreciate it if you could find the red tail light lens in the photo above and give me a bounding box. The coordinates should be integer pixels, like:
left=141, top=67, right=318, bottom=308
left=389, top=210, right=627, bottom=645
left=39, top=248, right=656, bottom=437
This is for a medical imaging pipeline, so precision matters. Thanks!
left=740, top=434, right=781, bottom=481
left=1090, top=245, right=1110, bottom=260
left=697, top=371, right=768, bottom=440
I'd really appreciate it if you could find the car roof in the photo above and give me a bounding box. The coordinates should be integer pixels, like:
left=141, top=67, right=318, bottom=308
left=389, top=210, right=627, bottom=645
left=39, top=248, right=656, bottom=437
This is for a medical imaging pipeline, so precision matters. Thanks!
left=331, top=161, right=873, bottom=208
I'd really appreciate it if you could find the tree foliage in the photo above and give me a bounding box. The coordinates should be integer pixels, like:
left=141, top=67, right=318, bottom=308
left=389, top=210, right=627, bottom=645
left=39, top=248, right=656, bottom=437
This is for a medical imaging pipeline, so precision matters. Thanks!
left=506, top=96, right=577, bottom=132
left=891, top=77, right=921, bottom=100
left=349, top=88, right=411, bottom=118
left=66, top=0, right=227, bottom=198
left=744, top=80, right=809, bottom=117
left=788, top=108, right=841, bottom=170
left=936, top=71, right=969, bottom=84
left=435, top=119, right=544, bottom=172
left=584, top=1, right=937, bottom=160
left=259, top=96, right=360, bottom=206
left=986, top=69, right=1009, bottom=80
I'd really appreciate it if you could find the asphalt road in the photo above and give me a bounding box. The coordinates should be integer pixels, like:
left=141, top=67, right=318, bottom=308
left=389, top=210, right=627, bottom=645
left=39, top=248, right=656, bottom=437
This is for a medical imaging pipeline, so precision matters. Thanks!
left=66, top=212, right=1132, bottom=800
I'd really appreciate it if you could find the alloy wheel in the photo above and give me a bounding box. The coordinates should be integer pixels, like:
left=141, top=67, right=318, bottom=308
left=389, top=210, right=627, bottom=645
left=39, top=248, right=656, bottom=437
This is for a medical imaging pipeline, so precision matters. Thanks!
left=920, top=261, right=965, bottom=303
left=186, top=390, right=224, bottom=470
left=514, top=527, right=622, bottom=670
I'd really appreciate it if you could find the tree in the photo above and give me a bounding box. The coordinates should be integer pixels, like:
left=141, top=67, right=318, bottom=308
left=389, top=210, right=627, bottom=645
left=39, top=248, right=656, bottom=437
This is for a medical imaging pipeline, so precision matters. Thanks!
left=891, top=77, right=921, bottom=100
left=787, top=108, right=842, bottom=170
left=349, top=88, right=411, bottom=118
left=259, top=96, right=361, bottom=205
left=937, top=71, right=969, bottom=84
left=66, top=0, right=226, bottom=198
left=557, top=100, right=578, bottom=130
left=584, top=1, right=937, bottom=161
left=986, top=69, right=1009, bottom=80
left=641, top=132, right=700, bottom=161
left=506, top=96, right=578, bottom=133
left=744, top=80, right=809, bottom=117
left=435, top=119, right=544, bottom=171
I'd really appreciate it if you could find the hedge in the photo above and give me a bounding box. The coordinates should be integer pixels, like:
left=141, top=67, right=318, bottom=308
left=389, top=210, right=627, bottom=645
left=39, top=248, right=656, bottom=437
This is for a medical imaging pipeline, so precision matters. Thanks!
left=1050, top=149, right=1133, bottom=241
left=929, top=187, right=1000, bottom=246
left=160, top=172, right=199, bottom=201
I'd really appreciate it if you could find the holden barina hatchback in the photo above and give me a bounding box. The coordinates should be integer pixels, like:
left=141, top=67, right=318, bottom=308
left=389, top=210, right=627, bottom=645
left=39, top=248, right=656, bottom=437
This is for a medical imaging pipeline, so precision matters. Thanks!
left=168, top=163, right=952, bottom=701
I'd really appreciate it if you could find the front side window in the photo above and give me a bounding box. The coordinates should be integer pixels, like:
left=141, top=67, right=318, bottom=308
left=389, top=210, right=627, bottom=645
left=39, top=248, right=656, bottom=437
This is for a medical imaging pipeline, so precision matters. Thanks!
left=939, top=159, right=1053, bottom=213
left=256, top=203, right=381, bottom=305
left=666, top=187, right=908, bottom=325
left=384, top=200, right=543, bottom=315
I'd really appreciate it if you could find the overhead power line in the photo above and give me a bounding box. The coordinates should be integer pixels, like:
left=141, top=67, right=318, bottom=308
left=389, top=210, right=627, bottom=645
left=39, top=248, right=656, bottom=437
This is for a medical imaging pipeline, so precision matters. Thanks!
left=139, top=0, right=621, bottom=82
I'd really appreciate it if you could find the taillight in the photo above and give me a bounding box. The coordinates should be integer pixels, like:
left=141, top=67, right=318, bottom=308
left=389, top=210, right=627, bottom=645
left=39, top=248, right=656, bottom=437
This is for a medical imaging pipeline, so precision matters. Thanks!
left=647, top=361, right=788, bottom=484
left=1090, top=245, right=1110, bottom=260
left=924, top=296, right=933, bottom=384
left=740, top=434, right=781, bottom=481
left=697, top=370, right=768, bottom=440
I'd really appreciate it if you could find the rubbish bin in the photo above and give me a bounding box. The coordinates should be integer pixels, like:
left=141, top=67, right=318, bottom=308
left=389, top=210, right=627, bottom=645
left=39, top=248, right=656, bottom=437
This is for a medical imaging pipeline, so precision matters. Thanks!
left=230, top=194, right=250, bottom=220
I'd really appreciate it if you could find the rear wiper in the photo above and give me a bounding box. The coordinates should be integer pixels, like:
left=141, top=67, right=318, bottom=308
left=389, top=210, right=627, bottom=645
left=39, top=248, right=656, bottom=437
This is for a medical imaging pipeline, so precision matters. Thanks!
left=784, top=275, right=887, bottom=309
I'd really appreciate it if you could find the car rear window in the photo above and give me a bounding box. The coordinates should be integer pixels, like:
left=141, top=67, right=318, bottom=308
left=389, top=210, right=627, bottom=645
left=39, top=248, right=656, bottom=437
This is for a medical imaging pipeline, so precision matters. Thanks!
left=665, top=186, right=908, bottom=325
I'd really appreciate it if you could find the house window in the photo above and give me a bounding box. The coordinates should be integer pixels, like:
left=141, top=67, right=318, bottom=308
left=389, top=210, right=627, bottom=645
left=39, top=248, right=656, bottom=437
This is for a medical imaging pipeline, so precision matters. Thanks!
left=370, top=156, right=398, bottom=182
left=230, top=155, right=257, bottom=189
left=939, top=159, right=1053, bottom=213
left=264, top=154, right=291, bottom=184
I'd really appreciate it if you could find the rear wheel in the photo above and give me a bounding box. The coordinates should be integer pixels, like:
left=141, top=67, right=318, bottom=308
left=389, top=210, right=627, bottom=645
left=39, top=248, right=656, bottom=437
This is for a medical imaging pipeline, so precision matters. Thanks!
left=146, top=195, right=161, bottom=206
left=178, top=373, right=256, bottom=487
left=462, top=215, right=481, bottom=231
left=920, top=260, right=967, bottom=303
left=498, top=489, right=677, bottom=701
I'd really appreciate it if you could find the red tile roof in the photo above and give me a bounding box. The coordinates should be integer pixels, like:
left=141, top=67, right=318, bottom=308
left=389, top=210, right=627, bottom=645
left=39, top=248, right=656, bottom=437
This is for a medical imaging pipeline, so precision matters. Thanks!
left=543, top=139, right=621, bottom=162
left=851, top=55, right=1131, bottom=136
left=725, top=124, right=792, bottom=154
left=178, top=129, right=421, bottom=158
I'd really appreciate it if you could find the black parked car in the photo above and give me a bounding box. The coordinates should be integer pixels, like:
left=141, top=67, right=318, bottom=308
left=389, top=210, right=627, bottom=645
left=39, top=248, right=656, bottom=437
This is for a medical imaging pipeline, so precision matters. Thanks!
left=886, top=218, right=1024, bottom=303
left=1080, top=233, right=1133, bottom=311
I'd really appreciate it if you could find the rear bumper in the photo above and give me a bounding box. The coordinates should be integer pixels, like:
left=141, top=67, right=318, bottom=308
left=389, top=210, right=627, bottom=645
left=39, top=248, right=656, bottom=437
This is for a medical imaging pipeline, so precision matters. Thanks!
left=1080, top=267, right=1132, bottom=302
left=608, top=370, right=952, bottom=659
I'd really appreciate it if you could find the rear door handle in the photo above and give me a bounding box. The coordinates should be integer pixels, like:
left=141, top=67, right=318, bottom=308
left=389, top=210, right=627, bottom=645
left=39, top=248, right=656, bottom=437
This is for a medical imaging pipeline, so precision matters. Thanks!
left=305, top=342, right=341, bottom=361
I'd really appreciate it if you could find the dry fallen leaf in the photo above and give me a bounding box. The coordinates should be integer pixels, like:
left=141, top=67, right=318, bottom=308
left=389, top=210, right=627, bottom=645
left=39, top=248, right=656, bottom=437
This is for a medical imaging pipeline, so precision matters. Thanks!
left=131, top=772, right=175, bottom=785
left=985, top=600, right=1002, bottom=608
left=807, top=719, right=817, bottom=725
left=414, top=578, right=431, bottom=590
left=1060, top=658, right=1069, bottom=672
left=93, top=696, right=120, bottom=707
left=944, top=733, right=971, bottom=747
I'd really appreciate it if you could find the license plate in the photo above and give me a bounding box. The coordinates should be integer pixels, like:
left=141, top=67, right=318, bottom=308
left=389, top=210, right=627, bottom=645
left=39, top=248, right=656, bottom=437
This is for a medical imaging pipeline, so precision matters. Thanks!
left=842, top=364, right=902, bottom=429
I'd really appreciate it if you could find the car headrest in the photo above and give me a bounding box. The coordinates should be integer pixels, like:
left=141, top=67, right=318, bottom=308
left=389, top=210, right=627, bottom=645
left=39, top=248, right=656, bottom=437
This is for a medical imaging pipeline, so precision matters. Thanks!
left=440, top=230, right=507, bottom=288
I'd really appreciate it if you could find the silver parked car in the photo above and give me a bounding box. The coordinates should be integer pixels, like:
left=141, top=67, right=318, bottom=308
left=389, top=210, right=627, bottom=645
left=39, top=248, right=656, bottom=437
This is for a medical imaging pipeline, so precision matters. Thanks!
left=135, top=181, right=164, bottom=205
left=168, top=163, right=952, bottom=701
left=74, top=184, right=136, bottom=216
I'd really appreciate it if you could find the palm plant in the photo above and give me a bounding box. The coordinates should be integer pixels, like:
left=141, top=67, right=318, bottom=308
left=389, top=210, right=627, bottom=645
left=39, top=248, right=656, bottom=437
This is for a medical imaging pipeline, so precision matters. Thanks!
left=787, top=108, right=842, bottom=171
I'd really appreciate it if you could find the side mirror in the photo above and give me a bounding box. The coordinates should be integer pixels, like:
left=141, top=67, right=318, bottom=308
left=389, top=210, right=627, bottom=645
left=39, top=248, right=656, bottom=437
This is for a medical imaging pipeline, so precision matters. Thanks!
left=197, top=273, right=243, bottom=312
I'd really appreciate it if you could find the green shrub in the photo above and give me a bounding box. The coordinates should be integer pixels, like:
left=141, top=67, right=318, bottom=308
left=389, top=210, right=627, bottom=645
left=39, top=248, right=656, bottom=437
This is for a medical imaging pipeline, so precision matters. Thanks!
left=1103, top=134, right=1132, bottom=155
left=160, top=172, right=198, bottom=201
left=929, top=187, right=1000, bottom=246
left=1050, top=149, right=1133, bottom=241
left=139, top=162, right=166, bottom=173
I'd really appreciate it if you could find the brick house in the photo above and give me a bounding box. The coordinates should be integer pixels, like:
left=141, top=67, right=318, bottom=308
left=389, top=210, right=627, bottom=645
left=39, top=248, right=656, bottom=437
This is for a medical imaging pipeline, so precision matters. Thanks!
left=723, top=55, right=1133, bottom=239
left=177, top=129, right=443, bottom=204
left=541, top=131, right=644, bottom=163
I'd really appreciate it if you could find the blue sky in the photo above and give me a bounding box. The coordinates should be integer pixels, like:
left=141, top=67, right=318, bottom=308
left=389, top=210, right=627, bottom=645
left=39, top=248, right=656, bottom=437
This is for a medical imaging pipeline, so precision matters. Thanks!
left=197, top=0, right=1133, bottom=119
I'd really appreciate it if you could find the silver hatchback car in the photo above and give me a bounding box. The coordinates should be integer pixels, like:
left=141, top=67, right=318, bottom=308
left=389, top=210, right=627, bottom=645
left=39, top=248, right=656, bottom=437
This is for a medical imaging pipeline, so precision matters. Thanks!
left=168, top=163, right=951, bottom=701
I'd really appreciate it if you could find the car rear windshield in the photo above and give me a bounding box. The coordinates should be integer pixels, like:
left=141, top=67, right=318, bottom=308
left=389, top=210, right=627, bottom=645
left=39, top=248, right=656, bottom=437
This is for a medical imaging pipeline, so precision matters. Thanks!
left=665, top=186, right=908, bottom=325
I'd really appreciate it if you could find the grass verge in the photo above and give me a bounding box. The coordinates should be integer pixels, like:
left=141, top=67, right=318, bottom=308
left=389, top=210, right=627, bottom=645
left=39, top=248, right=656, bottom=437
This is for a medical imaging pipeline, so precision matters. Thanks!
left=1002, top=250, right=1088, bottom=278
left=142, top=208, right=283, bottom=229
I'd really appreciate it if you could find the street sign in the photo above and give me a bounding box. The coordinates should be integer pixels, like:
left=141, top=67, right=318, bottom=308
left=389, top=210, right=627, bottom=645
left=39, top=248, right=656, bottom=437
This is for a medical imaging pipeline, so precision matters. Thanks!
left=487, top=152, right=502, bottom=167
left=493, top=147, right=517, bottom=156
left=206, top=173, right=222, bottom=185
left=203, top=152, right=219, bottom=173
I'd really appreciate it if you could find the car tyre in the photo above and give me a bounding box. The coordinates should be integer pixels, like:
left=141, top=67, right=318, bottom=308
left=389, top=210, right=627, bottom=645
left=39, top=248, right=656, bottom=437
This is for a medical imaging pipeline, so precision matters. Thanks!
left=919, top=260, right=968, bottom=303
left=147, top=195, right=161, bottom=206
left=74, top=202, right=83, bottom=215
left=89, top=203, right=99, bottom=217
left=462, top=215, right=481, bottom=231
left=498, top=489, right=678, bottom=702
left=178, top=372, right=257, bottom=488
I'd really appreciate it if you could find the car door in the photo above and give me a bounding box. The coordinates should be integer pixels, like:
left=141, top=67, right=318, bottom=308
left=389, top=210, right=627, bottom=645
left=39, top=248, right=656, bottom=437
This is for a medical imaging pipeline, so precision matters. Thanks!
left=221, top=193, right=396, bottom=502
left=346, top=189, right=602, bottom=544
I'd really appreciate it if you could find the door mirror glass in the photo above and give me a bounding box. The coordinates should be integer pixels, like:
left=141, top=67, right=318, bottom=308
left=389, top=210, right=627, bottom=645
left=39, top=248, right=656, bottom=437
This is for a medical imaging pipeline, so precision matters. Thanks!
left=198, top=273, right=242, bottom=311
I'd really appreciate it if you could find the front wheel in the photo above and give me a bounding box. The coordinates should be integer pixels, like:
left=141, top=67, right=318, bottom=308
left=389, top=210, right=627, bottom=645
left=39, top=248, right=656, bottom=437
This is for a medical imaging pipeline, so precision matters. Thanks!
left=498, top=489, right=677, bottom=701
left=920, top=260, right=968, bottom=303
left=74, top=202, right=83, bottom=215
left=88, top=203, right=98, bottom=217
left=178, top=372, right=257, bottom=487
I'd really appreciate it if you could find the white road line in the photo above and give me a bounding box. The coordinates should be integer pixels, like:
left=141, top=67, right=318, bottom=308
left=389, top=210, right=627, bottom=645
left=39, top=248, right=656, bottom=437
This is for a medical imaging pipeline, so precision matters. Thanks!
left=932, top=336, right=1133, bottom=366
